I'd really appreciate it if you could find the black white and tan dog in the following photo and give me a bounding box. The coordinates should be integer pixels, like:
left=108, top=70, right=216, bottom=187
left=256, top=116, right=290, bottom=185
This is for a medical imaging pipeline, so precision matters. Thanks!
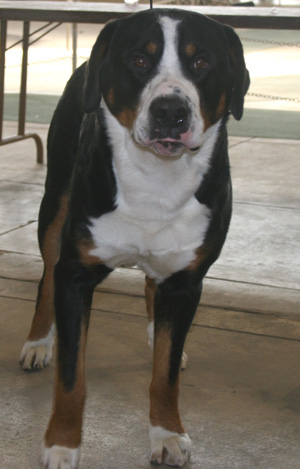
left=19, top=8, right=249, bottom=468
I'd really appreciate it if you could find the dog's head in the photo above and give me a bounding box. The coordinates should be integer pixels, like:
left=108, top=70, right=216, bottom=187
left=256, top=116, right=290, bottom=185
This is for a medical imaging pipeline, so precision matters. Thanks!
left=84, top=9, right=250, bottom=157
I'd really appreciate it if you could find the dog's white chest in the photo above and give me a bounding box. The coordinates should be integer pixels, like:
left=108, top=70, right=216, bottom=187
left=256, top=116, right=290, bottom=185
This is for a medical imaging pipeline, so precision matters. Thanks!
left=89, top=196, right=210, bottom=282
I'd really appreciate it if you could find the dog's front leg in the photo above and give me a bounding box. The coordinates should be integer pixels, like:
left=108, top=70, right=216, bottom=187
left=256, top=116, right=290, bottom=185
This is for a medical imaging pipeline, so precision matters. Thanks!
left=40, top=254, right=110, bottom=469
left=145, top=277, right=188, bottom=370
left=149, top=273, right=202, bottom=467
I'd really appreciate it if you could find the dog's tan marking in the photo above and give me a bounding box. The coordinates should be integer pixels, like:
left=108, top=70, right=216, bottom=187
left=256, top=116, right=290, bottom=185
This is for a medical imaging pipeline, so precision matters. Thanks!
left=150, top=327, right=185, bottom=434
left=186, top=244, right=210, bottom=271
left=107, top=87, right=115, bottom=107
left=201, top=93, right=227, bottom=133
left=145, top=277, right=156, bottom=322
left=185, top=43, right=196, bottom=57
left=45, top=327, right=87, bottom=449
left=215, top=92, right=226, bottom=122
left=27, top=194, right=69, bottom=342
left=200, top=105, right=211, bottom=133
left=27, top=271, right=55, bottom=342
left=116, top=108, right=137, bottom=129
left=77, top=238, right=103, bottom=267
left=146, top=41, right=158, bottom=55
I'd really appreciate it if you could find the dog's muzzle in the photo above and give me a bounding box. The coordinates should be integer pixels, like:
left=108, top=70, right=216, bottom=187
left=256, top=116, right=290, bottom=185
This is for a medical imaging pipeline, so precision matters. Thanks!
left=133, top=87, right=204, bottom=158
left=149, top=96, right=190, bottom=140
left=146, top=95, right=196, bottom=157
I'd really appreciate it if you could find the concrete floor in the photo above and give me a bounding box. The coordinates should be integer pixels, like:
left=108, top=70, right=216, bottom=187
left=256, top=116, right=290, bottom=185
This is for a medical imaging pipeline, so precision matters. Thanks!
left=0, top=122, right=300, bottom=468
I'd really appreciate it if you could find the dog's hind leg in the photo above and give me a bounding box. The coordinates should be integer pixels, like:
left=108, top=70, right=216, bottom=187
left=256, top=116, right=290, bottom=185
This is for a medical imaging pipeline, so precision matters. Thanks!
left=145, top=276, right=188, bottom=370
left=19, top=193, right=69, bottom=371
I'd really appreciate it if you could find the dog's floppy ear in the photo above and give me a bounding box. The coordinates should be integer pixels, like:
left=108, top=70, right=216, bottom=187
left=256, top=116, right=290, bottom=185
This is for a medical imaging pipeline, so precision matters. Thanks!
left=225, top=26, right=250, bottom=121
left=84, top=20, right=119, bottom=113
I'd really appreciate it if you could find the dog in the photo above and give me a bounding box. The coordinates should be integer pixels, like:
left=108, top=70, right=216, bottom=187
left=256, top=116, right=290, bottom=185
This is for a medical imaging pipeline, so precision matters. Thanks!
left=19, top=8, right=249, bottom=468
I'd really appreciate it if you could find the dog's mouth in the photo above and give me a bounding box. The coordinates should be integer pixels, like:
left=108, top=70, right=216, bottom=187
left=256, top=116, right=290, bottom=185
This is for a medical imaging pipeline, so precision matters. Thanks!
left=133, top=124, right=202, bottom=157
left=151, top=139, right=184, bottom=156
left=145, top=138, right=200, bottom=157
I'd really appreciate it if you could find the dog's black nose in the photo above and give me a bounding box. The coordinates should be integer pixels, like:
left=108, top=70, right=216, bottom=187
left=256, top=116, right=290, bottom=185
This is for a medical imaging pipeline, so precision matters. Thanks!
left=149, top=96, right=190, bottom=138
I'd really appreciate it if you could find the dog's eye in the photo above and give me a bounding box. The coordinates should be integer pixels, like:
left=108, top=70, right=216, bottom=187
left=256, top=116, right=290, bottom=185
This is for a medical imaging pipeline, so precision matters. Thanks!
left=133, top=56, right=149, bottom=69
left=193, top=57, right=208, bottom=70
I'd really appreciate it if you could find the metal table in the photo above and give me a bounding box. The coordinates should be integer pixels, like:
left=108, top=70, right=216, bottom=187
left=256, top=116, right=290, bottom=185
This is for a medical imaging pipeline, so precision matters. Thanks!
left=1, top=1, right=299, bottom=163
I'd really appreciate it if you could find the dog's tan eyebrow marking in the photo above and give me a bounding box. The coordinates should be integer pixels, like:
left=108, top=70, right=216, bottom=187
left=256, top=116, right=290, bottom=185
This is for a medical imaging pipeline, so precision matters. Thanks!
left=185, top=43, right=196, bottom=57
left=146, top=41, right=158, bottom=55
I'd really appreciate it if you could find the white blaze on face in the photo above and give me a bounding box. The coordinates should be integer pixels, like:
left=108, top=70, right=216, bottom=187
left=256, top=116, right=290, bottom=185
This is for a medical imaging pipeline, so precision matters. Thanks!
left=133, top=16, right=205, bottom=155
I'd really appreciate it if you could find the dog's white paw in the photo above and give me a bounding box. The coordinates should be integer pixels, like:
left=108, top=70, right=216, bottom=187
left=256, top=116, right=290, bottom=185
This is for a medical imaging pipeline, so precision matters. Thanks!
left=147, top=321, right=188, bottom=370
left=19, top=326, right=55, bottom=370
left=147, top=320, right=155, bottom=350
left=180, top=351, right=188, bottom=370
left=149, top=425, right=191, bottom=467
left=40, top=444, right=80, bottom=469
